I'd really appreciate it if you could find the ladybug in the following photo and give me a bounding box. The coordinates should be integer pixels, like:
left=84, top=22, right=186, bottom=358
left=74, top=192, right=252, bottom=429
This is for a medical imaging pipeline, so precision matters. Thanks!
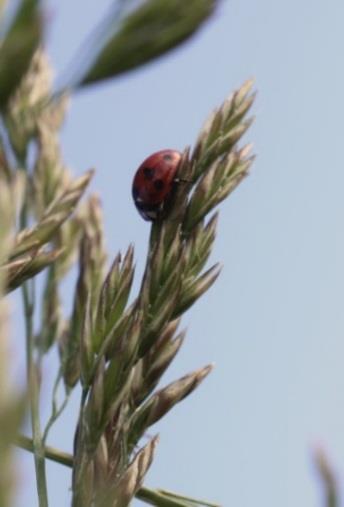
left=132, top=149, right=182, bottom=221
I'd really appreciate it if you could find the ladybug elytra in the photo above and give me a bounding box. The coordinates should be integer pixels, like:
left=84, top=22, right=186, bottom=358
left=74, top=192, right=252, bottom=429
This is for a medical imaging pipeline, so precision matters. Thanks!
left=132, top=149, right=182, bottom=221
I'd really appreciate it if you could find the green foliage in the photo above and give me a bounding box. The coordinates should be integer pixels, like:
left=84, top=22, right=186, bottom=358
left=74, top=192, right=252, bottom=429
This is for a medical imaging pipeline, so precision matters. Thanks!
left=0, top=170, right=25, bottom=507
left=70, top=79, right=254, bottom=507
left=78, top=0, right=218, bottom=86
left=0, top=0, right=42, bottom=108
left=0, top=2, right=257, bottom=506
left=314, top=448, right=339, bottom=507
left=12, top=171, right=93, bottom=258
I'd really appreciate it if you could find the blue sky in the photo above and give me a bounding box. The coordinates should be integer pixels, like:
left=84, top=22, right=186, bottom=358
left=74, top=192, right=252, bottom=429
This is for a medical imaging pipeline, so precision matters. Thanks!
left=13, top=0, right=344, bottom=505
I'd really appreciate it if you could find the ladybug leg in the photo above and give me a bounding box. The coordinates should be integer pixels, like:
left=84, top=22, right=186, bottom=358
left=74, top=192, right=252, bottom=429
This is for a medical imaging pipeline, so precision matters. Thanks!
left=174, top=177, right=191, bottom=183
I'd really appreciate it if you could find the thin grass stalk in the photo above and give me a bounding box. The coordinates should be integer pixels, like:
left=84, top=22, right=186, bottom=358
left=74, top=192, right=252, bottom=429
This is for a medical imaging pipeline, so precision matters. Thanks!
left=20, top=199, right=48, bottom=506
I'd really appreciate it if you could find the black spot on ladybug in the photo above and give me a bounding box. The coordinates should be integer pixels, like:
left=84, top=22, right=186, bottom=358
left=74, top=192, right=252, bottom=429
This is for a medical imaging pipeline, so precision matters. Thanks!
left=163, top=154, right=173, bottom=161
left=154, top=179, right=164, bottom=191
left=132, top=186, right=140, bottom=199
left=143, top=167, right=155, bottom=180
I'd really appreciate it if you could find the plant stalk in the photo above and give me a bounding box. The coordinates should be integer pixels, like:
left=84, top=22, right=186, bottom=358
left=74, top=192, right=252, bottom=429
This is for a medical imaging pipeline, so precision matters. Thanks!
left=20, top=189, right=49, bottom=507
left=16, top=436, right=209, bottom=507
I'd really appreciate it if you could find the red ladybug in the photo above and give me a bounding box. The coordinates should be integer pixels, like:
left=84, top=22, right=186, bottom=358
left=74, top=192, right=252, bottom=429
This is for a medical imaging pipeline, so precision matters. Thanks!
left=132, top=149, right=182, bottom=221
